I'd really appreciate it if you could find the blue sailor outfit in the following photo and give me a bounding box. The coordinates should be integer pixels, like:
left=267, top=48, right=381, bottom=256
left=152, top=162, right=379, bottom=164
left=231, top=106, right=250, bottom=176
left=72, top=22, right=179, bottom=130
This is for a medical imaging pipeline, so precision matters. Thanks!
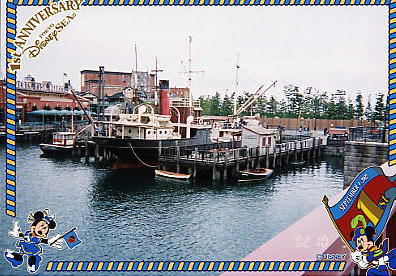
left=17, top=231, right=43, bottom=256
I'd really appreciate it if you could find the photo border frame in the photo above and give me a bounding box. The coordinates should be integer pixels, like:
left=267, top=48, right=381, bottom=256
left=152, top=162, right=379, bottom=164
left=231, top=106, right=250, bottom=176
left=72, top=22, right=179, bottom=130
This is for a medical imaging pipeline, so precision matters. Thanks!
left=2, top=0, right=395, bottom=272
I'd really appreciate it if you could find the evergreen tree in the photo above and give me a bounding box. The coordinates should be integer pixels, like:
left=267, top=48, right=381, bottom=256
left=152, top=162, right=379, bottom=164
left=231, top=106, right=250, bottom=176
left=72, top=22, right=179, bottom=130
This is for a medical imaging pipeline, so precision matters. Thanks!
left=220, top=94, right=233, bottom=116
left=210, top=92, right=221, bottom=115
left=365, top=95, right=373, bottom=121
left=373, top=93, right=386, bottom=124
left=355, top=94, right=364, bottom=120
left=267, top=96, right=278, bottom=117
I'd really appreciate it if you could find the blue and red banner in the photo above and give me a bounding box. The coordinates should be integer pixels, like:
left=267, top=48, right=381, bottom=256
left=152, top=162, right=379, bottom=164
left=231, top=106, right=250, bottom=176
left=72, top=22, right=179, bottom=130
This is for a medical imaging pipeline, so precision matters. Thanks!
left=323, top=167, right=396, bottom=251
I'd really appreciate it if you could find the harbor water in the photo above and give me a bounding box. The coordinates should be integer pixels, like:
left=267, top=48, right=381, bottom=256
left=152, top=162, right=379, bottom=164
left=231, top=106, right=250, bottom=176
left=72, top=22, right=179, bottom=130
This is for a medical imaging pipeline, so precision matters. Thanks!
left=1, top=145, right=343, bottom=275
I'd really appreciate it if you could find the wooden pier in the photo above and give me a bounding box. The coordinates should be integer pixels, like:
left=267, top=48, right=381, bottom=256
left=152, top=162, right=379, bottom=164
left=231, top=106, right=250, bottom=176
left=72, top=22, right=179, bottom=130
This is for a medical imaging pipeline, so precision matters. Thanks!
left=158, top=138, right=323, bottom=181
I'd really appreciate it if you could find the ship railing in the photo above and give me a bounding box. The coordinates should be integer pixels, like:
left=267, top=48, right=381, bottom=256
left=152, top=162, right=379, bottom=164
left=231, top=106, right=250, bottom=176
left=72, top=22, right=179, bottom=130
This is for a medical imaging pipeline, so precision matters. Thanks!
left=170, top=99, right=201, bottom=108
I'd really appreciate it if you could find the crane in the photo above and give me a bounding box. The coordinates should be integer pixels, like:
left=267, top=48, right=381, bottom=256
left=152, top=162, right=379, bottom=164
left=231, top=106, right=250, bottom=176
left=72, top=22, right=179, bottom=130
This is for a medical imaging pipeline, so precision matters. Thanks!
left=234, top=80, right=277, bottom=117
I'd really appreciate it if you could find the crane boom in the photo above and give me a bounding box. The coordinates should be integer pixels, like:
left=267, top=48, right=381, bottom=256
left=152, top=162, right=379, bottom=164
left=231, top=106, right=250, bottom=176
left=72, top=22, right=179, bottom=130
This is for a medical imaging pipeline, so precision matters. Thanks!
left=234, top=80, right=277, bottom=116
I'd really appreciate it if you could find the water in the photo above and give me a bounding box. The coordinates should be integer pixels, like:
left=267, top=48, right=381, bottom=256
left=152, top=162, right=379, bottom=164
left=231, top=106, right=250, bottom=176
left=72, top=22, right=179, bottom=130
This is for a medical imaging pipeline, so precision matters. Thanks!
left=1, top=145, right=343, bottom=275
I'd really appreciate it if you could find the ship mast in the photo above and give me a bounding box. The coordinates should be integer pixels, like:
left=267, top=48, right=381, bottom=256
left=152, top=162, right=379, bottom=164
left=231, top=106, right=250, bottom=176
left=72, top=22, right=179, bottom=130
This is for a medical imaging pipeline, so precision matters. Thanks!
left=182, top=36, right=204, bottom=116
left=233, top=53, right=240, bottom=116
left=133, top=44, right=138, bottom=107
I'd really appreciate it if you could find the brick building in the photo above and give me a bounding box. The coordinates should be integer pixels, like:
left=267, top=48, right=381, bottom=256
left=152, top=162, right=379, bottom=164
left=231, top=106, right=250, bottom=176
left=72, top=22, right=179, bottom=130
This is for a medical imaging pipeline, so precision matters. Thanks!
left=0, top=79, right=90, bottom=123
left=80, top=69, right=155, bottom=98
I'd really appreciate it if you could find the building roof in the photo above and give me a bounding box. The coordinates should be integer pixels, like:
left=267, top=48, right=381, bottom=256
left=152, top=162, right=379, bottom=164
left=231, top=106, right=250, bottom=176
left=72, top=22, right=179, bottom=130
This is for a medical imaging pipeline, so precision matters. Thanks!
left=106, top=91, right=124, bottom=99
left=328, top=128, right=348, bottom=135
left=81, top=69, right=146, bottom=75
left=243, top=125, right=277, bottom=135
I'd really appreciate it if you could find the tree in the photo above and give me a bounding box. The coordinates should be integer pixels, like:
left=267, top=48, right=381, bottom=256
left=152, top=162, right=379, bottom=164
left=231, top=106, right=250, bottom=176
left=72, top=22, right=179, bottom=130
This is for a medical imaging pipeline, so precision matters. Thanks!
left=365, top=95, right=373, bottom=121
left=220, top=94, right=233, bottom=116
left=267, top=96, right=278, bottom=117
left=355, top=94, right=364, bottom=120
left=373, top=93, right=386, bottom=125
left=210, top=92, right=221, bottom=115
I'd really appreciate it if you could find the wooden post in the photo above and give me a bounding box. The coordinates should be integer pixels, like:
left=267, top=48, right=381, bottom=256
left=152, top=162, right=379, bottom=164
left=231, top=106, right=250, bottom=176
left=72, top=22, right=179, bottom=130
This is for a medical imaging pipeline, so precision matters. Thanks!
left=246, top=148, right=250, bottom=170
left=312, top=137, right=316, bottom=159
left=294, top=141, right=298, bottom=161
left=236, top=148, right=240, bottom=176
left=193, top=147, right=198, bottom=178
left=213, top=149, right=218, bottom=181
left=94, top=143, right=99, bottom=163
left=158, top=141, right=162, bottom=160
left=72, top=143, right=76, bottom=159
left=84, top=141, right=89, bottom=163
left=265, top=147, right=269, bottom=168
left=300, top=141, right=303, bottom=161
left=286, top=143, right=289, bottom=164
left=272, top=145, right=277, bottom=169
left=224, top=148, right=229, bottom=180
left=176, top=142, right=180, bottom=173
left=256, top=146, right=260, bottom=168
left=77, top=144, right=82, bottom=158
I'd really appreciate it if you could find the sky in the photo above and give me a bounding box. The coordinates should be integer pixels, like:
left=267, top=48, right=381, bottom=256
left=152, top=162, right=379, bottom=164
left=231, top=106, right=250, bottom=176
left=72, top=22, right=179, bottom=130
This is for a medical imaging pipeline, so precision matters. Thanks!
left=0, top=4, right=388, bottom=102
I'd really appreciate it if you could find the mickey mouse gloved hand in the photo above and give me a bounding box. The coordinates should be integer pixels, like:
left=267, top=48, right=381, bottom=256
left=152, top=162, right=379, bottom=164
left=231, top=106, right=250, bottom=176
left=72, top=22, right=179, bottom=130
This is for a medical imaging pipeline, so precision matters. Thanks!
left=9, top=221, right=21, bottom=238
left=48, top=234, right=64, bottom=250
left=351, top=251, right=369, bottom=269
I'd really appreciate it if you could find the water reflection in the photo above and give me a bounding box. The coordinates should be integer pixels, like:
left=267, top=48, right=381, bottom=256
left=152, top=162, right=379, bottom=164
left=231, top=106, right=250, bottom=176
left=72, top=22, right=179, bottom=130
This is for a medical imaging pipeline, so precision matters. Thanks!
left=1, top=146, right=343, bottom=276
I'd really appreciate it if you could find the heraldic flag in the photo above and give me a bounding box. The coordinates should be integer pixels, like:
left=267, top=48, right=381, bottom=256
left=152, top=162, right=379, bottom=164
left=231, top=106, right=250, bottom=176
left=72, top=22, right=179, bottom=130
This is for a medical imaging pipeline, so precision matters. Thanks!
left=323, top=166, right=396, bottom=251
left=63, top=229, right=81, bottom=249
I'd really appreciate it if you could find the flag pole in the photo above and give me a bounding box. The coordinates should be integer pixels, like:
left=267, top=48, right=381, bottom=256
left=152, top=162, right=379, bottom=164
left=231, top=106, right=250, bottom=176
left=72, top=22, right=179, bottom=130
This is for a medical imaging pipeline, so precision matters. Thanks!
left=322, top=196, right=354, bottom=251
left=49, top=227, right=77, bottom=246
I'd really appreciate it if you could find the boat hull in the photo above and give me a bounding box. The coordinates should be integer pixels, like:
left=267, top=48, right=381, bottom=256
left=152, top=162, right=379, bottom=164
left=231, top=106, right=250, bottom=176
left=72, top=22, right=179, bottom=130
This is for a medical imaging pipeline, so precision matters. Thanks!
left=155, top=170, right=191, bottom=180
left=40, top=144, right=74, bottom=156
left=238, top=168, right=273, bottom=182
left=92, top=128, right=211, bottom=169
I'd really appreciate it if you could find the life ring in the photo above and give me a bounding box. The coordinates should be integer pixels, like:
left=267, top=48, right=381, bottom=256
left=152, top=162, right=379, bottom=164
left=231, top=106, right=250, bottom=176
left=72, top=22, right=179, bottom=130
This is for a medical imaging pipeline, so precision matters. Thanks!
left=198, top=118, right=203, bottom=125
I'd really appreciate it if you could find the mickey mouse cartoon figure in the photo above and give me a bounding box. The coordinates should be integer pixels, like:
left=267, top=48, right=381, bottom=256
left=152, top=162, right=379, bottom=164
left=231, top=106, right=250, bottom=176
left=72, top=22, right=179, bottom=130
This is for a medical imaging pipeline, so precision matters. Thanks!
left=350, top=226, right=396, bottom=276
left=4, top=209, right=64, bottom=274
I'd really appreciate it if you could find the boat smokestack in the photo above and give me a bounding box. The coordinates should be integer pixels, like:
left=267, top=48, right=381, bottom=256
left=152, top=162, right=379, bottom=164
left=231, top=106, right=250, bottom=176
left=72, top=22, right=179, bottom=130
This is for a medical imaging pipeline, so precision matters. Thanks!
left=159, top=80, right=170, bottom=115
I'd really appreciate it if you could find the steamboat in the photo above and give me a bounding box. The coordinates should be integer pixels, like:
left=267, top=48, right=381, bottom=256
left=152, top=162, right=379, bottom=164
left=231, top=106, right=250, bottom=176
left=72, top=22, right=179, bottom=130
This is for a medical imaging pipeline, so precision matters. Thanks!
left=92, top=104, right=211, bottom=169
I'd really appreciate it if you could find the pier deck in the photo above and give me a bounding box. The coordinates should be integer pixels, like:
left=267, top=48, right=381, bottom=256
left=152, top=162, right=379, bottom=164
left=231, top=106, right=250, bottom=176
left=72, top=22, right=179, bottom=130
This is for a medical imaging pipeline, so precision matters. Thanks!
left=159, top=137, right=323, bottom=180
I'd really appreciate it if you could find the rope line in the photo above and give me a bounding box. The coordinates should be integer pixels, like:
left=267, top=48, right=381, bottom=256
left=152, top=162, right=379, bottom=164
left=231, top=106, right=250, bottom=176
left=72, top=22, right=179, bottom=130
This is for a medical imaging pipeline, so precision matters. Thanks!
left=128, top=143, right=158, bottom=168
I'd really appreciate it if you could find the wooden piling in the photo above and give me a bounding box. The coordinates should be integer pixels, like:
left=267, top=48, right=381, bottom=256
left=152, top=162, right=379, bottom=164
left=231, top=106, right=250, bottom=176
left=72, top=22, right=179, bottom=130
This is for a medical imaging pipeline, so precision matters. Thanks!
left=224, top=148, right=229, bottom=180
left=272, top=145, right=277, bottom=169
left=312, top=138, right=316, bottom=159
left=213, top=149, right=219, bottom=181
left=300, top=141, right=303, bottom=161
left=265, top=147, right=269, bottom=168
left=235, top=148, right=240, bottom=176
left=94, top=143, right=99, bottom=163
left=85, top=140, right=89, bottom=163
left=176, top=142, right=180, bottom=173
left=193, top=147, right=198, bottom=178
left=246, top=148, right=250, bottom=170
left=256, top=146, right=260, bottom=168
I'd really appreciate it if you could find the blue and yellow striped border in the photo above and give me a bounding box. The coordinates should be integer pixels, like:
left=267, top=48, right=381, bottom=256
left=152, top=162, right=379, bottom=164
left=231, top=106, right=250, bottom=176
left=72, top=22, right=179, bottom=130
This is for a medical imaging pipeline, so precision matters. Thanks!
left=9, top=0, right=392, bottom=6
left=46, top=260, right=346, bottom=272
left=389, top=0, right=396, bottom=166
left=5, top=0, right=17, bottom=217
left=4, top=0, right=396, bottom=217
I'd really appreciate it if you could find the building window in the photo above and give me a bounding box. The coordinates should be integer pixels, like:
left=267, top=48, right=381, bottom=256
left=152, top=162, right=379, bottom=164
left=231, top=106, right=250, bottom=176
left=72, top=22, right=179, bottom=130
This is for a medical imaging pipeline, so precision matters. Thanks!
left=268, top=137, right=272, bottom=145
left=262, top=137, right=266, bottom=146
left=159, top=131, right=162, bottom=134
left=129, top=129, right=132, bottom=133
